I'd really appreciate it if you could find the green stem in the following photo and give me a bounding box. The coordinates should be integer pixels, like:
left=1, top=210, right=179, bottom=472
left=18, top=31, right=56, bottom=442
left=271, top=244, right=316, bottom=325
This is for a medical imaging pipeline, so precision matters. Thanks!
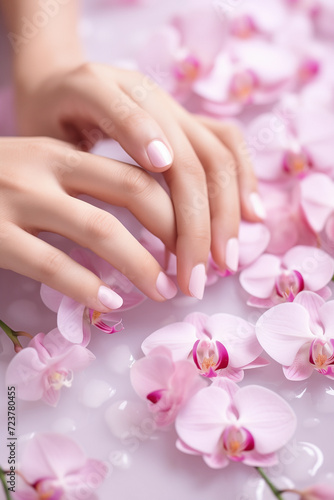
left=0, top=320, right=23, bottom=351
left=0, top=467, right=12, bottom=500
left=256, top=467, right=284, bottom=499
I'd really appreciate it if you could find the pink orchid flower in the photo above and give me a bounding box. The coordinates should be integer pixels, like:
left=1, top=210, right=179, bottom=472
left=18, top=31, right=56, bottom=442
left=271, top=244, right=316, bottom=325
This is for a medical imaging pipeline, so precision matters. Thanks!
left=257, top=181, right=317, bottom=255
left=225, top=0, right=288, bottom=40
left=41, top=248, right=145, bottom=345
left=175, top=378, right=297, bottom=469
left=141, top=312, right=267, bottom=382
left=297, top=483, right=334, bottom=499
left=194, top=38, right=299, bottom=116
left=240, top=245, right=334, bottom=308
left=13, top=432, right=107, bottom=500
left=246, top=101, right=334, bottom=181
left=137, top=7, right=225, bottom=99
left=300, top=173, right=334, bottom=236
left=256, top=291, right=334, bottom=380
left=130, top=346, right=206, bottom=427
left=5, top=328, right=95, bottom=406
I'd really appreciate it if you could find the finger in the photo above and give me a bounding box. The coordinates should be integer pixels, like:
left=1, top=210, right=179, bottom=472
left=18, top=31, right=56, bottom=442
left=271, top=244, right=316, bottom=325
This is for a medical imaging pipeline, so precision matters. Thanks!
left=181, top=117, right=241, bottom=273
left=159, top=124, right=211, bottom=299
left=74, top=69, right=174, bottom=172
left=1, top=225, right=123, bottom=312
left=55, top=150, right=177, bottom=253
left=35, top=195, right=177, bottom=302
left=197, top=116, right=266, bottom=221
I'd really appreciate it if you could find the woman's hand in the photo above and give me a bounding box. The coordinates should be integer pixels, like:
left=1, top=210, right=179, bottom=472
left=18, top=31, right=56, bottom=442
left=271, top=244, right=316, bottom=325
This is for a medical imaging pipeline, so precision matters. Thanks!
left=0, top=137, right=179, bottom=310
left=15, top=63, right=264, bottom=299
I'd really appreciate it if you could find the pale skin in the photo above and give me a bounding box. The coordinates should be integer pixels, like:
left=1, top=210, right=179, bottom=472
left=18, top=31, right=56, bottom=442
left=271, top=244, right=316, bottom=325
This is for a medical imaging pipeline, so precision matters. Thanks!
left=0, top=0, right=261, bottom=311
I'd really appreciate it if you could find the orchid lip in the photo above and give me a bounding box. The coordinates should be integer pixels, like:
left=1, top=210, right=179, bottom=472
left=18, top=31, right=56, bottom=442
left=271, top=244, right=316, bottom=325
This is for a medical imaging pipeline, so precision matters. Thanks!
left=192, top=339, right=229, bottom=376
left=222, top=425, right=255, bottom=460
left=275, top=269, right=304, bottom=301
left=309, top=338, right=334, bottom=373
left=282, top=148, right=312, bottom=177
left=147, top=389, right=165, bottom=404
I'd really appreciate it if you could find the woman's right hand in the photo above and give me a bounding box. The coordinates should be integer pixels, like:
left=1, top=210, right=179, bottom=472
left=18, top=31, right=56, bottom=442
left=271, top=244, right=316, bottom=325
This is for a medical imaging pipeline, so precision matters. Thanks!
left=0, top=137, right=178, bottom=311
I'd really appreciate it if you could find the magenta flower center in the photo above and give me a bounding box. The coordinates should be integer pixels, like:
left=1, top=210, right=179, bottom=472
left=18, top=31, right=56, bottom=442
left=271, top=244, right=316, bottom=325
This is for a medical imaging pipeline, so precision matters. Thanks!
left=309, top=339, right=334, bottom=374
left=173, top=54, right=200, bottom=82
left=221, top=425, right=255, bottom=461
left=230, top=70, right=258, bottom=102
left=192, top=339, right=229, bottom=377
left=299, top=58, right=320, bottom=82
left=275, top=269, right=304, bottom=301
left=283, top=149, right=312, bottom=177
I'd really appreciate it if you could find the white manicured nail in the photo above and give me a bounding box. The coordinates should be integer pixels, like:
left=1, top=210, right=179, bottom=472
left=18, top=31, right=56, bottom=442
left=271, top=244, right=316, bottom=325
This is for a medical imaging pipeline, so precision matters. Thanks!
left=226, top=238, right=239, bottom=272
left=98, top=286, right=123, bottom=310
left=250, top=192, right=267, bottom=220
left=147, top=140, right=173, bottom=168
left=189, top=263, right=206, bottom=300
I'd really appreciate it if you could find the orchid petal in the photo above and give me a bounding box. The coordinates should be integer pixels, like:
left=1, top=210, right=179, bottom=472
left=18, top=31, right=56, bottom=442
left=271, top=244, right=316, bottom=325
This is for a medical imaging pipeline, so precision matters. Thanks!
left=141, top=322, right=196, bottom=360
left=283, top=342, right=314, bottom=381
left=175, top=386, right=231, bottom=454
left=235, top=385, right=297, bottom=454
left=6, top=348, right=46, bottom=401
left=40, top=284, right=63, bottom=312
left=203, top=451, right=230, bottom=469
left=20, top=433, right=87, bottom=483
left=130, top=347, right=175, bottom=400
left=238, top=222, right=271, bottom=267
left=300, top=174, right=334, bottom=232
left=318, top=300, right=334, bottom=339
left=184, top=312, right=211, bottom=339
left=242, top=451, right=278, bottom=467
left=256, top=302, right=315, bottom=365
left=57, top=296, right=86, bottom=344
left=240, top=254, right=281, bottom=298
left=294, top=291, right=325, bottom=337
left=282, top=246, right=334, bottom=291
left=207, top=314, right=262, bottom=367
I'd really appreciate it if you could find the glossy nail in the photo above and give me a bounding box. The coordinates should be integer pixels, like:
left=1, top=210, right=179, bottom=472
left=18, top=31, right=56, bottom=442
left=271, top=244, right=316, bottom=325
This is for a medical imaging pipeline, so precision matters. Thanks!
left=250, top=192, right=267, bottom=220
left=156, top=272, right=178, bottom=299
left=98, top=286, right=123, bottom=310
left=147, top=140, right=173, bottom=168
left=226, top=238, right=239, bottom=272
left=189, top=263, right=206, bottom=300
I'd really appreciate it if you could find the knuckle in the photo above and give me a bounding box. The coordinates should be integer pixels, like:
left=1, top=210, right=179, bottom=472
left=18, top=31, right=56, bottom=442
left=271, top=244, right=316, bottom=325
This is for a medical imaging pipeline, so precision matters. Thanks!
left=122, top=167, right=155, bottom=198
left=121, top=110, right=148, bottom=131
left=39, top=251, right=66, bottom=279
left=84, top=210, right=117, bottom=242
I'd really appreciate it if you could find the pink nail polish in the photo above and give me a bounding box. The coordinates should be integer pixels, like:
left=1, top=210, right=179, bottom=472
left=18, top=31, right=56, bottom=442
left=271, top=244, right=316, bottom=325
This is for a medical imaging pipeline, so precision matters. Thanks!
left=226, top=238, right=239, bottom=272
left=250, top=192, right=267, bottom=220
left=147, top=140, right=173, bottom=168
left=156, top=272, right=178, bottom=299
left=98, top=286, right=123, bottom=310
left=189, top=264, right=206, bottom=300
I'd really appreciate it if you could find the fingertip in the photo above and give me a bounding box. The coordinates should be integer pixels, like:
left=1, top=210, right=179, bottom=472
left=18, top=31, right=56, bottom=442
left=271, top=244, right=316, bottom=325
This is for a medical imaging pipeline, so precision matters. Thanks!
left=249, top=191, right=267, bottom=221
left=147, top=140, right=173, bottom=170
left=97, top=285, right=123, bottom=310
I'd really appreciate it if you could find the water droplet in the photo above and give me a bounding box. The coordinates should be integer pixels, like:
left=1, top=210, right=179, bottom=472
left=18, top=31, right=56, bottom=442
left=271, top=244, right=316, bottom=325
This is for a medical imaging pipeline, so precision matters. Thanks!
left=52, top=417, right=76, bottom=433
left=105, top=400, right=153, bottom=440
left=282, top=441, right=323, bottom=481
left=314, top=385, right=334, bottom=413
left=107, top=344, right=135, bottom=374
left=303, top=417, right=320, bottom=428
left=81, top=379, right=115, bottom=408
left=109, top=450, right=132, bottom=470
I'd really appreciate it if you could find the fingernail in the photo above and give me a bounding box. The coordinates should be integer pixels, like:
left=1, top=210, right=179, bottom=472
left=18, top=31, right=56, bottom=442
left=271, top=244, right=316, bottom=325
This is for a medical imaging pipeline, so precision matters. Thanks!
left=250, top=192, right=267, bottom=220
left=189, top=263, right=206, bottom=300
left=226, top=238, right=239, bottom=272
left=98, top=285, right=123, bottom=309
left=156, top=272, right=178, bottom=299
left=147, top=140, right=173, bottom=168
